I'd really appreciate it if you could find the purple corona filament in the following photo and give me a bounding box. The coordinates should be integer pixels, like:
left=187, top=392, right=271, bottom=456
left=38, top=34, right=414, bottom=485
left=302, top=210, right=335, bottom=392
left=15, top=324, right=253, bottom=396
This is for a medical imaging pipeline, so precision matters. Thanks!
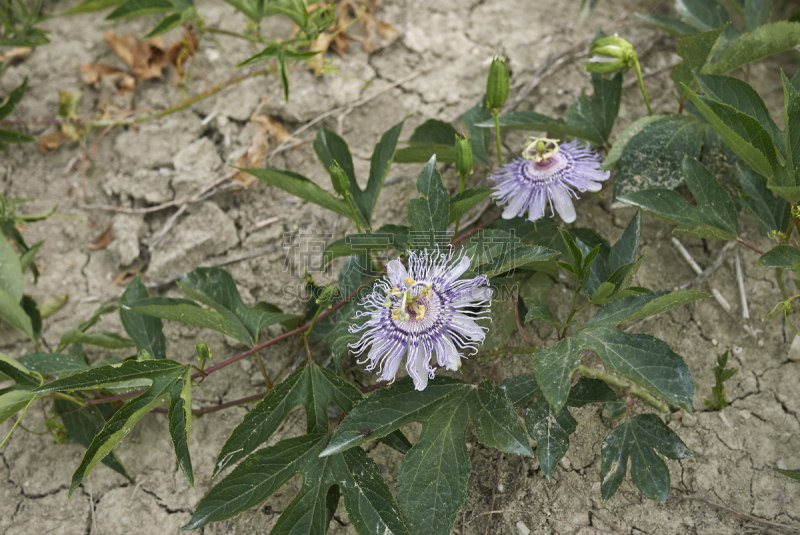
left=349, top=248, right=492, bottom=391
left=490, top=137, right=610, bottom=223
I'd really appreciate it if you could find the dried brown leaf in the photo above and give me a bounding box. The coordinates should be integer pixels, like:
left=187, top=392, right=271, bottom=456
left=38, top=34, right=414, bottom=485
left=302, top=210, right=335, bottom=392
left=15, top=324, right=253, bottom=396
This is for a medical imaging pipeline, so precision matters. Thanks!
left=308, top=32, right=334, bottom=75
left=113, top=268, right=141, bottom=286
left=80, top=62, right=136, bottom=94
left=0, top=47, right=31, bottom=65
left=37, top=131, right=69, bottom=155
left=89, top=224, right=114, bottom=250
left=166, top=29, right=199, bottom=86
left=102, top=31, right=168, bottom=82
left=233, top=114, right=293, bottom=185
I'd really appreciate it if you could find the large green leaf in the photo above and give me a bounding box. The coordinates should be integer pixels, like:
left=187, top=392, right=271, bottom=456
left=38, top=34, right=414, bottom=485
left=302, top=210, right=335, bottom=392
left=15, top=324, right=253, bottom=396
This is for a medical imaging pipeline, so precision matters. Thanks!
left=321, top=377, right=531, bottom=535
left=525, top=400, right=577, bottom=481
left=602, top=115, right=665, bottom=171
left=600, top=414, right=690, bottom=502
left=244, top=167, right=355, bottom=221
left=448, top=188, right=493, bottom=224
left=533, top=293, right=696, bottom=413
left=758, top=245, right=800, bottom=270
left=129, top=267, right=299, bottom=346
left=671, top=26, right=726, bottom=98
left=613, top=115, right=706, bottom=198
left=186, top=434, right=411, bottom=535
left=34, top=359, right=194, bottom=497
left=17, top=351, right=89, bottom=378
left=323, top=224, right=407, bottom=265
left=120, top=274, right=166, bottom=359
left=211, top=364, right=361, bottom=477
left=479, top=111, right=595, bottom=141
left=406, top=156, right=449, bottom=247
left=685, top=86, right=779, bottom=180
left=636, top=13, right=699, bottom=37
left=695, top=73, right=784, bottom=154
left=704, top=22, right=800, bottom=76
left=776, top=71, right=800, bottom=203
left=618, top=156, right=739, bottom=240
left=675, top=0, right=729, bottom=31
left=362, top=120, right=404, bottom=225
left=563, top=72, right=622, bottom=145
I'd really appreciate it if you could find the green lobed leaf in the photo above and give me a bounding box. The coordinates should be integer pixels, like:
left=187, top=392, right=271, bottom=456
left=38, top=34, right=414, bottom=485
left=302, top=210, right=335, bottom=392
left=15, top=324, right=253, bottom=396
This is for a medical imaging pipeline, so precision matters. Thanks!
left=243, top=167, right=356, bottom=221
left=613, top=115, right=706, bottom=198
left=738, top=166, right=791, bottom=236
left=758, top=245, right=800, bottom=270
left=34, top=360, right=194, bottom=496
left=600, top=414, right=690, bottom=502
left=362, top=120, right=404, bottom=225
left=120, top=274, right=166, bottom=359
left=525, top=400, right=577, bottom=481
left=322, top=376, right=530, bottom=535
left=186, top=434, right=411, bottom=534
left=0, top=288, right=34, bottom=341
left=524, top=296, right=556, bottom=325
left=479, top=111, right=595, bottom=141
left=620, top=289, right=709, bottom=323
left=406, top=155, right=449, bottom=246
left=0, top=231, right=23, bottom=303
left=563, top=72, right=623, bottom=145
left=780, top=71, right=800, bottom=203
left=323, top=227, right=399, bottom=265
left=211, top=363, right=361, bottom=477
left=671, top=26, right=726, bottom=98
left=744, top=0, right=772, bottom=33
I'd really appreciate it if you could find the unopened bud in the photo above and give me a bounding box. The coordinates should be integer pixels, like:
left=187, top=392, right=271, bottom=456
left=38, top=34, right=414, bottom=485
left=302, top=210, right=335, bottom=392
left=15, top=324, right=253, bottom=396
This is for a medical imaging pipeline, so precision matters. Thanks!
left=316, top=285, right=338, bottom=309
left=454, top=134, right=473, bottom=177
left=486, top=56, right=510, bottom=110
left=329, top=161, right=350, bottom=196
left=196, top=339, right=212, bottom=361
left=586, top=35, right=636, bottom=74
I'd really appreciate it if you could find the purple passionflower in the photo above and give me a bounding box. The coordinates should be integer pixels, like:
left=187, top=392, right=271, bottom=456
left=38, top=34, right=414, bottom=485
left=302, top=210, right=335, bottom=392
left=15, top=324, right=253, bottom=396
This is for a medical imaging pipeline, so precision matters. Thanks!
left=490, top=137, right=610, bottom=224
left=349, top=248, right=492, bottom=391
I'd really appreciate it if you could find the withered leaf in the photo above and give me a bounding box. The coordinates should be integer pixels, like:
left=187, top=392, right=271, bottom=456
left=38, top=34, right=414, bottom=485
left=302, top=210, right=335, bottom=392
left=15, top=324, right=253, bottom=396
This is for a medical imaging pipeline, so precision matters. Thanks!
left=101, top=31, right=169, bottom=82
left=80, top=63, right=136, bottom=95
left=90, top=224, right=114, bottom=250
left=234, top=114, right=293, bottom=186
left=37, top=131, right=69, bottom=155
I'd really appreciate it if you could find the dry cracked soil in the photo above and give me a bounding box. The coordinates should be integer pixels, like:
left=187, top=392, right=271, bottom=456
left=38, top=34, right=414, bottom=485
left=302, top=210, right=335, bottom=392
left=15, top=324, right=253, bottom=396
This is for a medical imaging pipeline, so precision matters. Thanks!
left=1, top=0, right=800, bottom=533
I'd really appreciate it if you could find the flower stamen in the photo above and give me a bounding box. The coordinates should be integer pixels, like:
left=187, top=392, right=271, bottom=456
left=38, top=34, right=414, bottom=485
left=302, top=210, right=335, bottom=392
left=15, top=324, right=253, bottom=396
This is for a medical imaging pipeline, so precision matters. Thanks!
left=522, top=136, right=561, bottom=163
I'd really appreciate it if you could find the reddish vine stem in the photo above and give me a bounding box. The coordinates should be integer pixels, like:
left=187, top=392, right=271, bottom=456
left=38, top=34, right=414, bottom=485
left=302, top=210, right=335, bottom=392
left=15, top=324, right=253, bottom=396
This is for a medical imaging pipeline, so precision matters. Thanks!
left=152, top=392, right=268, bottom=416
left=736, top=237, right=764, bottom=255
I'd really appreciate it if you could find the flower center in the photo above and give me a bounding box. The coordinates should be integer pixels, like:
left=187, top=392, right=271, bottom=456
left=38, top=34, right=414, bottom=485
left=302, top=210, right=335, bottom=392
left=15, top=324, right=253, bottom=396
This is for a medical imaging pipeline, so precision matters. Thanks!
left=521, top=136, right=560, bottom=163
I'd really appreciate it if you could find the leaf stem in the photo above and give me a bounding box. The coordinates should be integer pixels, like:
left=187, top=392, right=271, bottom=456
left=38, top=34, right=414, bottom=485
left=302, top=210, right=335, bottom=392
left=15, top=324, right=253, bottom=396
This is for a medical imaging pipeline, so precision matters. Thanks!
left=492, top=109, right=503, bottom=167
left=575, top=364, right=669, bottom=413
left=633, top=54, right=653, bottom=116
left=736, top=237, right=764, bottom=255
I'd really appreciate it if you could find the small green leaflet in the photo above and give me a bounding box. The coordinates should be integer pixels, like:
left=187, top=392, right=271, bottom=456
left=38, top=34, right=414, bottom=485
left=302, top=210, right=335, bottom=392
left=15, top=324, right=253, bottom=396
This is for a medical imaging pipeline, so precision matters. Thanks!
left=321, top=377, right=531, bottom=535
left=120, top=274, right=167, bottom=359
left=127, top=267, right=299, bottom=346
left=533, top=291, right=701, bottom=413
left=774, top=467, right=800, bottom=481
left=758, top=245, right=800, bottom=271
left=600, top=414, right=690, bottom=502
left=33, top=359, right=194, bottom=498
left=322, top=224, right=408, bottom=265
left=602, top=115, right=665, bottom=171
left=406, top=155, right=450, bottom=247
left=562, top=72, right=622, bottom=146
left=56, top=329, right=135, bottom=352
left=738, top=166, right=791, bottom=237
left=704, top=350, right=737, bottom=410
left=525, top=400, right=577, bottom=481
left=393, top=119, right=458, bottom=164
left=448, top=188, right=493, bottom=224
left=618, top=157, right=739, bottom=241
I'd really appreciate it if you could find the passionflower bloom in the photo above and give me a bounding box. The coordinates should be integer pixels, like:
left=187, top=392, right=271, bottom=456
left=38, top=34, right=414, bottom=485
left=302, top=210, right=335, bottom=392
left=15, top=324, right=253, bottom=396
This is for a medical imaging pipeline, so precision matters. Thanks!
left=349, top=248, right=492, bottom=390
left=490, top=137, right=610, bottom=223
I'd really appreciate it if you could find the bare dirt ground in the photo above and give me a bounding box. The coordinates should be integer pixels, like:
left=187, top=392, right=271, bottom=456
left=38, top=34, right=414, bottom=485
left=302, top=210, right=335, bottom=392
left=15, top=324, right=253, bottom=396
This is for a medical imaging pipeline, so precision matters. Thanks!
left=1, top=0, right=800, bottom=533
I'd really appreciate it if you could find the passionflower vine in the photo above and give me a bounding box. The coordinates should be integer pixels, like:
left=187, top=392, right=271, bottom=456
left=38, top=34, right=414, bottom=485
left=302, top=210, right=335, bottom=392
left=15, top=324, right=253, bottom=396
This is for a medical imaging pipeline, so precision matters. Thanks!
left=490, top=136, right=610, bottom=224
left=349, top=248, right=492, bottom=391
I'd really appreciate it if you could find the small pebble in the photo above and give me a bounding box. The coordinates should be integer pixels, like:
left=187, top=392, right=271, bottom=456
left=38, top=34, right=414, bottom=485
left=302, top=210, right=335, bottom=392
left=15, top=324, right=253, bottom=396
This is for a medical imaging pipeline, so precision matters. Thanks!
left=516, top=521, right=531, bottom=535
left=712, top=338, right=718, bottom=346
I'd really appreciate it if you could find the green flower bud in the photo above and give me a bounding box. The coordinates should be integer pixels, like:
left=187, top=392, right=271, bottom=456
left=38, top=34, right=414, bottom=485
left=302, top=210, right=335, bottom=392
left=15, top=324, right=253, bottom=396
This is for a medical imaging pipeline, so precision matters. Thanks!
left=196, top=339, right=212, bottom=361
left=329, top=161, right=350, bottom=196
left=454, top=134, right=473, bottom=177
left=486, top=56, right=510, bottom=110
left=586, top=35, right=636, bottom=74
left=316, top=285, right=338, bottom=309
